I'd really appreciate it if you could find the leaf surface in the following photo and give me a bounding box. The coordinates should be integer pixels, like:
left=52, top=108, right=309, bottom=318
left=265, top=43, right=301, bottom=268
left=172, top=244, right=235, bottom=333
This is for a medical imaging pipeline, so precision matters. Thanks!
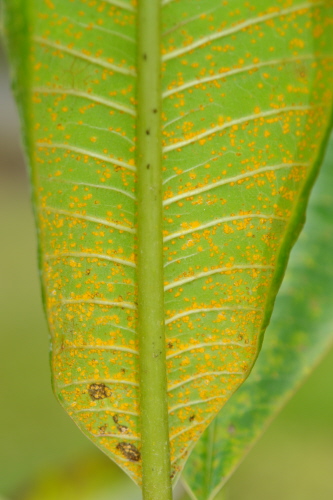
left=3, top=0, right=333, bottom=487
left=182, top=134, right=333, bottom=500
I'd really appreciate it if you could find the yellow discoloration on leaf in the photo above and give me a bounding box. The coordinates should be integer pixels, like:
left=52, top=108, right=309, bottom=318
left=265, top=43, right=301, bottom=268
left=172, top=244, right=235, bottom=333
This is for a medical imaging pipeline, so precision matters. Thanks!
left=7, top=0, right=333, bottom=487
left=160, top=0, right=333, bottom=479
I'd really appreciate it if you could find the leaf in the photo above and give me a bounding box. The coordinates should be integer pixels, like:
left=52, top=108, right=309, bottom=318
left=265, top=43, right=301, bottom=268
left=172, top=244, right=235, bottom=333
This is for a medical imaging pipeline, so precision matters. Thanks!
left=182, top=134, right=333, bottom=500
left=3, top=0, right=333, bottom=491
left=20, top=455, right=141, bottom=500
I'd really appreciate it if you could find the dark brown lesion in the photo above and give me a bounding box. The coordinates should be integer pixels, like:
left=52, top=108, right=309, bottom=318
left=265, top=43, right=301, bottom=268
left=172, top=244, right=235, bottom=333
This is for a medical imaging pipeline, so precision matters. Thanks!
left=116, top=442, right=141, bottom=462
left=170, top=469, right=177, bottom=479
left=88, top=383, right=112, bottom=400
left=117, top=424, right=128, bottom=434
left=170, top=463, right=181, bottom=480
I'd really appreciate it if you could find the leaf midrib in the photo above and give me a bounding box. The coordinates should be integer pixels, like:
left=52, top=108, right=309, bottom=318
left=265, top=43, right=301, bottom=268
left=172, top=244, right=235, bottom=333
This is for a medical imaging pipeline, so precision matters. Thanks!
left=136, top=1, right=173, bottom=499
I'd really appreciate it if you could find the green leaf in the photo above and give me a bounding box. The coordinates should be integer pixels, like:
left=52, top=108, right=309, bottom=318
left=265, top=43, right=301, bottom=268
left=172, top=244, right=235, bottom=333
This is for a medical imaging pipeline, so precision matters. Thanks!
left=3, top=0, right=333, bottom=494
left=20, top=455, right=141, bottom=500
left=182, top=134, right=333, bottom=500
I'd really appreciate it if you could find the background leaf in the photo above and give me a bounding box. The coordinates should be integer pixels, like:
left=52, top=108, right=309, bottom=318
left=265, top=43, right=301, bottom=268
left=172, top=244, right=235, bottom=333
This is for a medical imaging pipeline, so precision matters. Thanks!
left=182, top=134, right=333, bottom=500
left=19, top=457, right=141, bottom=500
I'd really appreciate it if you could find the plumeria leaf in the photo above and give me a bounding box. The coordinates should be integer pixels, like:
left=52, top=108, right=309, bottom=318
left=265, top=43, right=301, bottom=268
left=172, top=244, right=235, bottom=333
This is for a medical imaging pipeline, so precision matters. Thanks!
left=3, top=0, right=333, bottom=489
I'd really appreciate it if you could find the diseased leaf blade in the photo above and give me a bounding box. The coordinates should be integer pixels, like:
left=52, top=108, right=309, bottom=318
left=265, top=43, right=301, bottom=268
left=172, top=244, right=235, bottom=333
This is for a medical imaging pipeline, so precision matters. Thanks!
left=3, top=0, right=333, bottom=487
left=4, top=0, right=142, bottom=484
left=162, top=0, right=333, bottom=480
left=182, top=135, right=333, bottom=500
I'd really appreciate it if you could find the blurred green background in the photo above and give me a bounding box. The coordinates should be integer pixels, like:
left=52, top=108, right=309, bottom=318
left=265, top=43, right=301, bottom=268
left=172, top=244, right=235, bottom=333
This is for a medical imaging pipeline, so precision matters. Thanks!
left=0, top=38, right=333, bottom=500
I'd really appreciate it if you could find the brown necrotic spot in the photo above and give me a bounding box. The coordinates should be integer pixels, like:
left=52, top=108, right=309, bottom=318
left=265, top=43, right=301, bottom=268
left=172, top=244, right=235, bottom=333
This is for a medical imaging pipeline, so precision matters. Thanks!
left=170, top=470, right=177, bottom=479
left=88, top=383, right=112, bottom=400
left=118, top=424, right=128, bottom=434
left=116, top=442, right=141, bottom=462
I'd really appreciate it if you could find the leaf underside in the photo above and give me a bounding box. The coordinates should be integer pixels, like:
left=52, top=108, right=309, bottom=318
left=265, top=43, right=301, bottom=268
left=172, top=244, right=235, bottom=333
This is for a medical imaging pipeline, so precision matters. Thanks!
left=4, top=0, right=333, bottom=487
left=183, top=133, right=333, bottom=500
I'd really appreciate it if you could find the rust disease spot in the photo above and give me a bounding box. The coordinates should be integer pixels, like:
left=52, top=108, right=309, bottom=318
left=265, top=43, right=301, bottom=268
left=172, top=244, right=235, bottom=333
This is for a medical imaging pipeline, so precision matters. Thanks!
left=116, top=442, right=141, bottom=462
left=88, top=383, right=112, bottom=400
